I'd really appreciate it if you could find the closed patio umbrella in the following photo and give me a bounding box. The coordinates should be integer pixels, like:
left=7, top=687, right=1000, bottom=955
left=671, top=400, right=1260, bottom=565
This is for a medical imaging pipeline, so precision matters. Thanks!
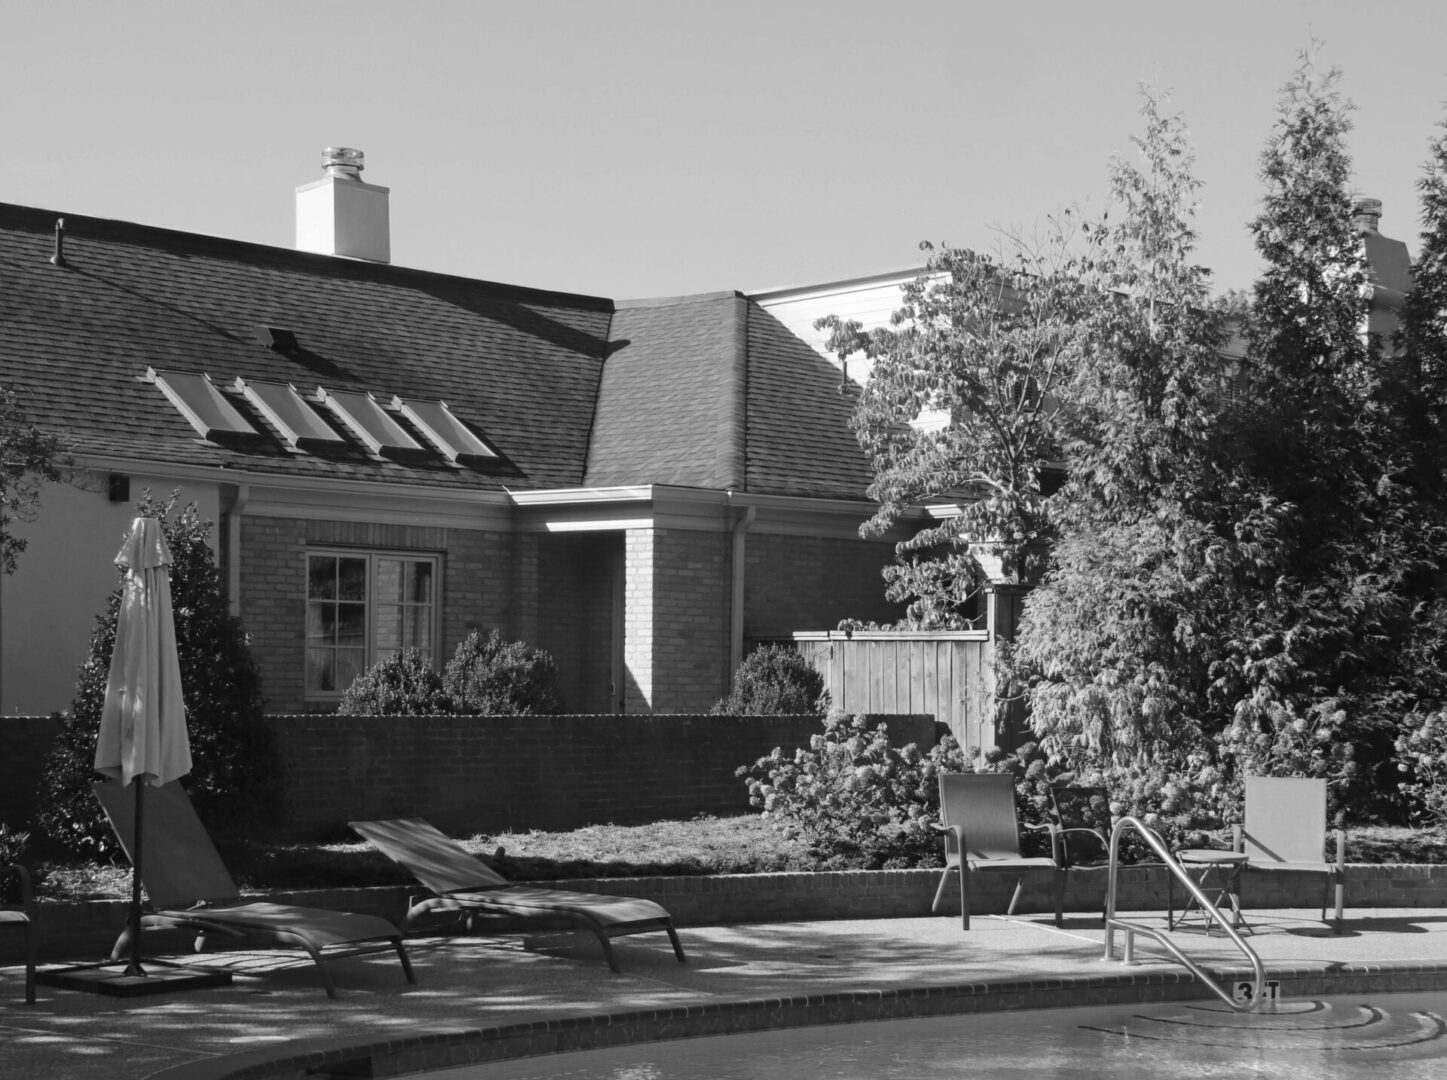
left=93, top=516, right=192, bottom=978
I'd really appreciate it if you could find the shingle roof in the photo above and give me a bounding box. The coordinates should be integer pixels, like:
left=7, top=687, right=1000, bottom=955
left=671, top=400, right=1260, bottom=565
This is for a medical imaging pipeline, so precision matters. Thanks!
left=1, top=203, right=613, bottom=492
left=1, top=202, right=875, bottom=504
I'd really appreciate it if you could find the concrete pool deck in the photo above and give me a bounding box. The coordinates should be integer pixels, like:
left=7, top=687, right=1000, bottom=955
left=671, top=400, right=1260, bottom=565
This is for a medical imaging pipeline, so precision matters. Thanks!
left=4, top=906, right=1447, bottom=1080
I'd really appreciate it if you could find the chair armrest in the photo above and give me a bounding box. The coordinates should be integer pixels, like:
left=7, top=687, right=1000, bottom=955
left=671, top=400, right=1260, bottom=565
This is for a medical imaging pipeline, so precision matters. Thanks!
left=8, top=864, right=33, bottom=915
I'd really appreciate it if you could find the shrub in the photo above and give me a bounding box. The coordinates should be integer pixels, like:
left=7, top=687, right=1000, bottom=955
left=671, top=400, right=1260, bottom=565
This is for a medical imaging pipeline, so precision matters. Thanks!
left=0, top=824, right=44, bottom=904
left=737, top=712, right=968, bottom=868
left=1395, top=709, right=1447, bottom=825
left=338, top=648, right=451, bottom=716
left=37, top=495, right=276, bottom=858
left=712, top=644, right=827, bottom=715
left=443, top=628, right=562, bottom=715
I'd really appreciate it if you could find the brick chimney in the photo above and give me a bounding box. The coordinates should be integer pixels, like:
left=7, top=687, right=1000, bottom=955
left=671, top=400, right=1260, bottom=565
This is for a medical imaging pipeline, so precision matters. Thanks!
left=295, top=147, right=391, bottom=263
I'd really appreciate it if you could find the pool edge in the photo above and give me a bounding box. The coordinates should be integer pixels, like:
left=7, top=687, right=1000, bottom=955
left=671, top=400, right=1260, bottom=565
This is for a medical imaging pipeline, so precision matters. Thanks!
left=137, top=960, right=1447, bottom=1080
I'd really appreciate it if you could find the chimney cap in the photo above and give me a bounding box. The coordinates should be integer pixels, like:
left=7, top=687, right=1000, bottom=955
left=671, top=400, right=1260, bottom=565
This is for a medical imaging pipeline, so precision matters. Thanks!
left=1353, top=197, right=1382, bottom=232
left=321, top=147, right=365, bottom=180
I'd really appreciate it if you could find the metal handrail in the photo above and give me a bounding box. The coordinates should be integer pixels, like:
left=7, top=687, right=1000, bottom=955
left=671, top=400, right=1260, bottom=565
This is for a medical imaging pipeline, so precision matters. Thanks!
left=1103, top=816, right=1265, bottom=1012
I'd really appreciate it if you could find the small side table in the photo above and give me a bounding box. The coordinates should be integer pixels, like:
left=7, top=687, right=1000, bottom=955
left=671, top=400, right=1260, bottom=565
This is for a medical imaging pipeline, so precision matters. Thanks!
left=1168, top=849, right=1251, bottom=935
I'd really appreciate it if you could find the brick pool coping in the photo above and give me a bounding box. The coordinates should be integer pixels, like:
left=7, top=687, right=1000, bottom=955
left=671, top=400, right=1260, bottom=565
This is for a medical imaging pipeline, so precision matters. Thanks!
left=141, top=959, right=1447, bottom=1080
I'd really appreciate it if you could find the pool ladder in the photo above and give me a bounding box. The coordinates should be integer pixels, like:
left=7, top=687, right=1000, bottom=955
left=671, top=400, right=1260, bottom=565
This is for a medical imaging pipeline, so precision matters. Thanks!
left=1102, top=816, right=1266, bottom=1012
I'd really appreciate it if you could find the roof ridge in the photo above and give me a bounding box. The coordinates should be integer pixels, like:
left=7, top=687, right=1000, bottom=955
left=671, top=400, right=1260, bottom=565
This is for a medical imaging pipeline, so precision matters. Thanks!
left=0, top=201, right=616, bottom=311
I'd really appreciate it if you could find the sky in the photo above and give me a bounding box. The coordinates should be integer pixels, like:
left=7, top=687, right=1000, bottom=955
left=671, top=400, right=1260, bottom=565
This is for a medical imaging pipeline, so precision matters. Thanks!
left=3, top=1, right=1446, bottom=301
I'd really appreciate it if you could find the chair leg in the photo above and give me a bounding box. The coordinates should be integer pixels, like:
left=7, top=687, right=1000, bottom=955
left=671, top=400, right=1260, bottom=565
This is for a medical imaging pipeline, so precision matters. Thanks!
left=1053, top=868, right=1064, bottom=928
left=664, top=923, right=687, bottom=964
left=959, top=864, right=971, bottom=931
left=931, top=867, right=955, bottom=914
left=1005, top=876, right=1025, bottom=917
left=24, top=922, right=36, bottom=1006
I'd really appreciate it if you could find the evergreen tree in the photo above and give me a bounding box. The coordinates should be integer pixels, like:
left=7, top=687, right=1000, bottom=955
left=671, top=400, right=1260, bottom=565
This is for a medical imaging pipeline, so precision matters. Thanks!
left=38, top=494, right=276, bottom=856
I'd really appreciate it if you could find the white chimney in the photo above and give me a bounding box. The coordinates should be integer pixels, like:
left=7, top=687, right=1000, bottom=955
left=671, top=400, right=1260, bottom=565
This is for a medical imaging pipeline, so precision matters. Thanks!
left=295, top=147, right=391, bottom=263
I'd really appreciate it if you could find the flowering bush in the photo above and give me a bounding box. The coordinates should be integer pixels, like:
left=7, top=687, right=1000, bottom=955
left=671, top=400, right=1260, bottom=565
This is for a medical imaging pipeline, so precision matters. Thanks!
left=1395, top=709, right=1447, bottom=825
left=737, top=712, right=968, bottom=868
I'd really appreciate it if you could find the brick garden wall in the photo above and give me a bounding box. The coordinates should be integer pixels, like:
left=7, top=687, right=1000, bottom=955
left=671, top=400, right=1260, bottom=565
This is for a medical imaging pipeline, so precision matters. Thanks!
left=266, top=711, right=937, bottom=840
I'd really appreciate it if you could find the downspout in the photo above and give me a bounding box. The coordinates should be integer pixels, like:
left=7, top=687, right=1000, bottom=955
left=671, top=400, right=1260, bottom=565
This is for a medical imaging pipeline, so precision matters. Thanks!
left=225, top=484, right=250, bottom=617
left=727, top=494, right=756, bottom=674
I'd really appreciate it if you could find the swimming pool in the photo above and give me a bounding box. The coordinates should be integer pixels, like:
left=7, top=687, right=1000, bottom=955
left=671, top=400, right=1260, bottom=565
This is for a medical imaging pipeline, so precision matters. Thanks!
left=423, top=990, right=1447, bottom=1079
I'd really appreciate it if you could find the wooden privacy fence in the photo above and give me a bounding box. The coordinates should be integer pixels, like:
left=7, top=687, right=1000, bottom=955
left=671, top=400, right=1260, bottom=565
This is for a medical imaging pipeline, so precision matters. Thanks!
left=793, top=630, right=1014, bottom=759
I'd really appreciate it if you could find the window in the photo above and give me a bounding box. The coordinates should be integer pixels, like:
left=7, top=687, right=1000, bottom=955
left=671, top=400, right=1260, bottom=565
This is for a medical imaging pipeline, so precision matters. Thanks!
left=234, top=378, right=345, bottom=450
left=391, top=396, right=498, bottom=465
left=305, top=550, right=438, bottom=696
left=148, top=368, right=259, bottom=439
left=315, top=388, right=425, bottom=457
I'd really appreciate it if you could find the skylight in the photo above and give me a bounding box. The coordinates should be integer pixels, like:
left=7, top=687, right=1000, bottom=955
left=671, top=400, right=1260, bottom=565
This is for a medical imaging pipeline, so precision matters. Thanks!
left=147, top=368, right=258, bottom=439
left=392, top=396, right=497, bottom=465
left=315, top=388, right=424, bottom=457
left=234, top=378, right=345, bottom=451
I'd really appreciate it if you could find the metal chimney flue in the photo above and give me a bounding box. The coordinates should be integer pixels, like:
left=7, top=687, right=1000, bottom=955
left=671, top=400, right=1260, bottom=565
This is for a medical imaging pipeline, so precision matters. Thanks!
left=1353, top=198, right=1383, bottom=234
left=296, top=147, right=391, bottom=263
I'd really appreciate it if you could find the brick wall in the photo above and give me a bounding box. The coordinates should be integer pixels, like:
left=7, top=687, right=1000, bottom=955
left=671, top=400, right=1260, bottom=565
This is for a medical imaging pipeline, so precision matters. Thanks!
left=649, top=529, right=731, bottom=712
left=745, top=532, right=905, bottom=639
left=263, top=712, right=938, bottom=840
left=0, top=715, right=63, bottom=831
left=241, top=516, right=516, bottom=713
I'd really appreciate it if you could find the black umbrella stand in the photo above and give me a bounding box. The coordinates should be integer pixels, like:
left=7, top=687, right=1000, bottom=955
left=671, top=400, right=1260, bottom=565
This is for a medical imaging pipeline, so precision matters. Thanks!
left=36, top=782, right=232, bottom=998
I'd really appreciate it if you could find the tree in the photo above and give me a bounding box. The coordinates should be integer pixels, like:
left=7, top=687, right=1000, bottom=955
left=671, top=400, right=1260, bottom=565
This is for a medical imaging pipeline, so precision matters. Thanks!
left=0, top=384, right=70, bottom=575
left=820, top=226, right=1094, bottom=627
left=38, top=494, right=276, bottom=856
left=1009, top=88, right=1243, bottom=788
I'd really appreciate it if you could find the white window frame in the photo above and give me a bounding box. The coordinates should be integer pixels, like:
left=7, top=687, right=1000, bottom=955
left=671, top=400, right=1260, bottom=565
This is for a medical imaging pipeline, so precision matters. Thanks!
left=304, top=548, right=441, bottom=700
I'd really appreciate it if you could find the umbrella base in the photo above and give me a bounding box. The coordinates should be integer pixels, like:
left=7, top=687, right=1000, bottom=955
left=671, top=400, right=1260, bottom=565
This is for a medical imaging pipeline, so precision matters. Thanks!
left=37, top=960, right=232, bottom=997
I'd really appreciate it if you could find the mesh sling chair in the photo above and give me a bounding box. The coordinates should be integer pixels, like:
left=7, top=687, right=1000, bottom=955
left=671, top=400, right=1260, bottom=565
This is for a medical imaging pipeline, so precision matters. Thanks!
left=1236, top=776, right=1346, bottom=935
left=931, top=773, right=1064, bottom=930
left=1, top=863, right=36, bottom=1004
left=350, top=818, right=686, bottom=972
left=1048, top=785, right=1114, bottom=925
left=94, top=780, right=417, bottom=999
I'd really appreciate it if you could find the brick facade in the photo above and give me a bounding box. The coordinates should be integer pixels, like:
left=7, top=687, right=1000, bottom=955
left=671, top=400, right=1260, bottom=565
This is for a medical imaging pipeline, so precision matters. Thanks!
left=745, top=531, right=904, bottom=640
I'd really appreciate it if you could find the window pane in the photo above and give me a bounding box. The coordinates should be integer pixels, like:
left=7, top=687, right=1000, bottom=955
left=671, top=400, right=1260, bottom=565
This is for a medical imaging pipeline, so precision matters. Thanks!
left=337, top=603, right=365, bottom=646
left=375, top=559, right=402, bottom=604
left=306, top=647, right=335, bottom=692
left=407, top=562, right=432, bottom=603
left=336, top=648, right=366, bottom=690
left=306, top=602, right=330, bottom=642
left=338, top=558, right=367, bottom=601
left=307, top=556, right=336, bottom=600
left=374, top=604, right=401, bottom=654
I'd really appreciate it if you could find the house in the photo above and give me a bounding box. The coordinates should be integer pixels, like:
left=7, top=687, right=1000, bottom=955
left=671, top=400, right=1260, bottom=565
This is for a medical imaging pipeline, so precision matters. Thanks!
left=0, top=149, right=911, bottom=716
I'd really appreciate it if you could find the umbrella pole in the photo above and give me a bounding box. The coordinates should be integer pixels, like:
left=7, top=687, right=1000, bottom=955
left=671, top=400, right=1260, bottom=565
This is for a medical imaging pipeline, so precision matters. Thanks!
left=125, top=781, right=145, bottom=977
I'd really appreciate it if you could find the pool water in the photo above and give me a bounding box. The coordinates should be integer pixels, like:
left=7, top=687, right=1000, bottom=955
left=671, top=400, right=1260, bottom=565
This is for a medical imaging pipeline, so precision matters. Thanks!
left=427, top=991, right=1447, bottom=1079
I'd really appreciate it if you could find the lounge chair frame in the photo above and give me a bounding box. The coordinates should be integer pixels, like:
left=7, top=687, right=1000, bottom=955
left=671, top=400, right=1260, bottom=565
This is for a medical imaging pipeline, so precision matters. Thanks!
left=2, top=863, right=36, bottom=1004
left=95, top=781, right=416, bottom=998
left=350, top=817, right=686, bottom=972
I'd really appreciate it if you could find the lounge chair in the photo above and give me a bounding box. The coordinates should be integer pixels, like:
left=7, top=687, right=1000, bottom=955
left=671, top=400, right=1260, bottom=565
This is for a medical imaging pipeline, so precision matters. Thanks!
left=930, top=773, right=1064, bottom=930
left=94, top=780, right=417, bottom=998
left=349, top=817, right=686, bottom=972
left=1, top=863, right=36, bottom=1004
left=1236, top=775, right=1346, bottom=934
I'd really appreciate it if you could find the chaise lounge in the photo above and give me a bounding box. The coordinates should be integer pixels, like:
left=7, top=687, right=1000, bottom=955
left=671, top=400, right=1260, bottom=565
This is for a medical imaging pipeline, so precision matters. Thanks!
left=350, top=817, right=687, bottom=972
left=94, top=780, right=417, bottom=999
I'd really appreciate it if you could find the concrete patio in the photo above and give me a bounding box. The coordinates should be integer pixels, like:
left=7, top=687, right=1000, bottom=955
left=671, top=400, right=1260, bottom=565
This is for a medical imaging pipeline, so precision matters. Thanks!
left=5, top=905, right=1447, bottom=1080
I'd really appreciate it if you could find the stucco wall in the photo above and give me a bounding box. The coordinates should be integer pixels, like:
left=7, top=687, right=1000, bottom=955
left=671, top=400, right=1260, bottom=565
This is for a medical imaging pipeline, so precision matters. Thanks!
left=1, top=472, right=221, bottom=715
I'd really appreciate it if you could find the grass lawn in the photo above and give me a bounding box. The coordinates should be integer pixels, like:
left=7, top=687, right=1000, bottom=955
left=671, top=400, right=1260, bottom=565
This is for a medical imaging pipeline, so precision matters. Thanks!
left=28, top=815, right=1447, bottom=903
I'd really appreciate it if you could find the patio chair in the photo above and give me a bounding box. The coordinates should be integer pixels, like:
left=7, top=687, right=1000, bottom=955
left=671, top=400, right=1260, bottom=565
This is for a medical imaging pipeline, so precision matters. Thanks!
left=1235, top=775, right=1346, bottom=934
left=1, top=863, right=36, bottom=1004
left=930, top=773, right=1064, bottom=930
left=93, top=780, right=417, bottom=999
left=350, top=818, right=687, bottom=972
left=1048, top=785, right=1113, bottom=925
